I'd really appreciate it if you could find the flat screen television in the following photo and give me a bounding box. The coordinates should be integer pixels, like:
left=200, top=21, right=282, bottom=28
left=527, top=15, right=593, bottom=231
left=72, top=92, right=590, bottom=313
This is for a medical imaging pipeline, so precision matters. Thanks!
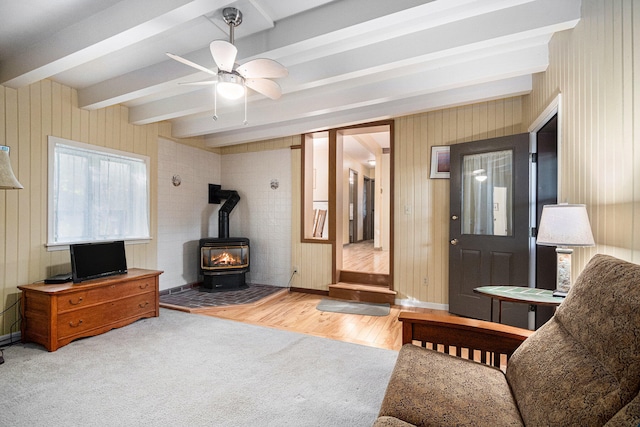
left=70, top=240, right=128, bottom=283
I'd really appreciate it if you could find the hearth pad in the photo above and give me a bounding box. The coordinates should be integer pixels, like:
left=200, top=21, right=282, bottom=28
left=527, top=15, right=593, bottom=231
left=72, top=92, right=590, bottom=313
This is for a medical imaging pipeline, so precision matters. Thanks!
left=160, top=284, right=284, bottom=310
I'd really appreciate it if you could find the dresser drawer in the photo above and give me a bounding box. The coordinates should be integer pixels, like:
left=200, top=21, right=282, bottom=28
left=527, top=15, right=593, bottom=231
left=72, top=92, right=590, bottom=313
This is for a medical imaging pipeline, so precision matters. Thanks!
left=57, top=292, right=156, bottom=339
left=57, top=277, right=156, bottom=312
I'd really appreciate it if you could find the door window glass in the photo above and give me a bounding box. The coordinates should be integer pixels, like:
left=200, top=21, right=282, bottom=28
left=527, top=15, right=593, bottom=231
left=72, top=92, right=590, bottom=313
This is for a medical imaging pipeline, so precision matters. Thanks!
left=461, top=149, right=513, bottom=236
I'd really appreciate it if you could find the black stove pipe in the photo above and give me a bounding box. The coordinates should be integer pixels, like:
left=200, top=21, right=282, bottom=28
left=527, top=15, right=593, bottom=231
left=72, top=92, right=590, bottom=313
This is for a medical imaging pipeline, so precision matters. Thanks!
left=209, top=184, right=240, bottom=238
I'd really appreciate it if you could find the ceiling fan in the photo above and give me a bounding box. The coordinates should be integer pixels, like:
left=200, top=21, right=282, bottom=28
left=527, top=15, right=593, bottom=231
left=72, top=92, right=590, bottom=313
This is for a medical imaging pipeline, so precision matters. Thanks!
left=166, top=7, right=288, bottom=122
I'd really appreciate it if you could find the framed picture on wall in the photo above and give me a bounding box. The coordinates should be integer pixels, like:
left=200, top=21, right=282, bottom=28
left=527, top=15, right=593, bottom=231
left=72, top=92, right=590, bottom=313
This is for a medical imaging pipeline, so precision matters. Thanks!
left=430, top=145, right=450, bottom=179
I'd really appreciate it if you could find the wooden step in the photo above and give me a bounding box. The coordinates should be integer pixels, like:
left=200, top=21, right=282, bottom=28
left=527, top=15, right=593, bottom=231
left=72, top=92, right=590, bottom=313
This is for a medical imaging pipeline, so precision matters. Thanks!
left=329, top=282, right=396, bottom=305
left=339, top=270, right=390, bottom=286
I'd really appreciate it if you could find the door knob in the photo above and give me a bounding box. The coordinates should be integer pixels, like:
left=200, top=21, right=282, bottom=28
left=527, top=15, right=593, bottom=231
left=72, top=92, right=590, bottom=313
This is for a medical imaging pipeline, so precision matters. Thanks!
left=450, top=239, right=458, bottom=245
left=451, top=215, right=459, bottom=220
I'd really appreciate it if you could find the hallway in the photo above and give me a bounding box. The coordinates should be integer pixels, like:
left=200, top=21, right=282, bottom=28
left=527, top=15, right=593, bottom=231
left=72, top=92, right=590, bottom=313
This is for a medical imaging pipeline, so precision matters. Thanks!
left=342, top=240, right=389, bottom=274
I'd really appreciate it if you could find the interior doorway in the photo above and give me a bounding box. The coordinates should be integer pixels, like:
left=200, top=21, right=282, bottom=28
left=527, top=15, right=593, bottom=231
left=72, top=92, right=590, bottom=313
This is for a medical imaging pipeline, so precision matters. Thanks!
left=301, top=120, right=394, bottom=291
left=533, top=114, right=558, bottom=328
left=339, top=123, right=392, bottom=279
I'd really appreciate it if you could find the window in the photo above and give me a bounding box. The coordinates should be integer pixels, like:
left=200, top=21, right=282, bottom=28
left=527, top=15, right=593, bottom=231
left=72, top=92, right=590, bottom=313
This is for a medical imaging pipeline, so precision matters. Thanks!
left=302, top=132, right=330, bottom=240
left=48, top=136, right=150, bottom=247
left=461, top=149, right=513, bottom=236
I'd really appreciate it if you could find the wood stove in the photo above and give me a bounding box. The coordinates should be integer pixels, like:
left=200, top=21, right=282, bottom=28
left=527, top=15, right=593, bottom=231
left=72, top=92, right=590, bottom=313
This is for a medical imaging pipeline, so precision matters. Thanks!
left=199, top=184, right=249, bottom=291
left=199, top=237, right=249, bottom=290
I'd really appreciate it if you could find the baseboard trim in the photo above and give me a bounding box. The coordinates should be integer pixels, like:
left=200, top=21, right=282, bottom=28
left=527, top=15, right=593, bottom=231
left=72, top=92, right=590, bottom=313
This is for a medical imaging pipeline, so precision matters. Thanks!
left=159, top=282, right=201, bottom=296
left=289, top=287, right=329, bottom=296
left=0, top=331, right=21, bottom=347
left=395, top=299, right=449, bottom=312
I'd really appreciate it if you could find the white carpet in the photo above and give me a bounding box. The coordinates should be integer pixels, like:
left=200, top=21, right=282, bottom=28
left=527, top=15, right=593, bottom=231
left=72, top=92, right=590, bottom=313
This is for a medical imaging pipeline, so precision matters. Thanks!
left=0, top=309, right=398, bottom=426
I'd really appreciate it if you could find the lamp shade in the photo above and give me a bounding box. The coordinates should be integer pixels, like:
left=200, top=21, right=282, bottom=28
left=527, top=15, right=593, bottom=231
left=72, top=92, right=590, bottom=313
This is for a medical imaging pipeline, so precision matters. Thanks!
left=0, top=145, right=24, bottom=189
left=536, top=204, right=595, bottom=247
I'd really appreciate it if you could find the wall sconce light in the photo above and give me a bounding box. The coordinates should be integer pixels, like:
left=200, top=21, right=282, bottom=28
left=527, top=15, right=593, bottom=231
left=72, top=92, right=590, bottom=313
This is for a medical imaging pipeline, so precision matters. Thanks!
left=0, top=145, right=24, bottom=189
left=536, top=203, right=595, bottom=296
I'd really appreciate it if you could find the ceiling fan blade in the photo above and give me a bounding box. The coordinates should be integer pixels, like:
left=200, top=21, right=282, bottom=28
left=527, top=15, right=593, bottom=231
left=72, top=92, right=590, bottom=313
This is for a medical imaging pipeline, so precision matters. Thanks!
left=166, top=53, right=216, bottom=76
left=246, top=78, right=282, bottom=100
left=178, top=80, right=217, bottom=86
left=237, top=59, right=288, bottom=79
left=210, top=40, right=237, bottom=72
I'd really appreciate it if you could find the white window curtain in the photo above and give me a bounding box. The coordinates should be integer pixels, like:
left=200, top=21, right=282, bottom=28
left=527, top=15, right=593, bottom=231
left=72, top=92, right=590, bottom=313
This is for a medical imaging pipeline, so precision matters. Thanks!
left=48, top=137, right=150, bottom=245
left=462, top=149, right=513, bottom=236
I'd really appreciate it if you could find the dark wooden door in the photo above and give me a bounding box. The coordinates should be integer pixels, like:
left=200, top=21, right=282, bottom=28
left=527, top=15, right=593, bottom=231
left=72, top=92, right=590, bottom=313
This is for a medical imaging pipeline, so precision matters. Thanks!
left=534, top=115, right=558, bottom=328
left=363, top=177, right=374, bottom=240
left=348, top=169, right=358, bottom=243
left=449, top=133, right=530, bottom=328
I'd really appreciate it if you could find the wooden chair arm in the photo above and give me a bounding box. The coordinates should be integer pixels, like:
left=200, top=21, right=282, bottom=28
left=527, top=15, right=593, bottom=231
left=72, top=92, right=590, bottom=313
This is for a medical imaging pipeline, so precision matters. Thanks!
left=399, top=311, right=534, bottom=364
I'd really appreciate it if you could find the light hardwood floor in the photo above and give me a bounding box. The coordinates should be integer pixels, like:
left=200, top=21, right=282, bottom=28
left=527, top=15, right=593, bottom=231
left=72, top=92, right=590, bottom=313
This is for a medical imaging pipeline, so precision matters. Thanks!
left=194, top=290, right=447, bottom=351
left=342, top=240, right=389, bottom=274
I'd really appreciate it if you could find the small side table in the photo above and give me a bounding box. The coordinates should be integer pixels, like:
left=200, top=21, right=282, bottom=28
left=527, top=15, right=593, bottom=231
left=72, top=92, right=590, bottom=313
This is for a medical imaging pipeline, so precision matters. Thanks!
left=473, top=286, right=565, bottom=329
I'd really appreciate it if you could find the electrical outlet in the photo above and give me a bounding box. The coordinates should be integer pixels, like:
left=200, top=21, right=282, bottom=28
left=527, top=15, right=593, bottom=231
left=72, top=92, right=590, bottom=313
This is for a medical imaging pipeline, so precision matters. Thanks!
left=422, top=277, right=428, bottom=286
left=293, top=266, right=298, bottom=274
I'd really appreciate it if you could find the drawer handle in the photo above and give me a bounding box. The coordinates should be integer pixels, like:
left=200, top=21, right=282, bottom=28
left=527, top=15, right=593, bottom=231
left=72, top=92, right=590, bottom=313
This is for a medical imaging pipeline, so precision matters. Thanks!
left=69, top=319, right=83, bottom=328
left=69, top=297, right=84, bottom=305
left=139, top=301, right=149, bottom=308
left=138, top=283, right=149, bottom=290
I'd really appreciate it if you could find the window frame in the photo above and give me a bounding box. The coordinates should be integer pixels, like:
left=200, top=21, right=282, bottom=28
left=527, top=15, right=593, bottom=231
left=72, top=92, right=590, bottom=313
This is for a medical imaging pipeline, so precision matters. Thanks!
left=47, top=136, right=151, bottom=250
left=301, top=132, right=331, bottom=242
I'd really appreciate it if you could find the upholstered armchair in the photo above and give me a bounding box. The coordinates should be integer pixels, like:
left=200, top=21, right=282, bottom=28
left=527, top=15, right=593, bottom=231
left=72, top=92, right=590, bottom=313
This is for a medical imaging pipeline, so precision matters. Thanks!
left=375, top=254, right=640, bottom=426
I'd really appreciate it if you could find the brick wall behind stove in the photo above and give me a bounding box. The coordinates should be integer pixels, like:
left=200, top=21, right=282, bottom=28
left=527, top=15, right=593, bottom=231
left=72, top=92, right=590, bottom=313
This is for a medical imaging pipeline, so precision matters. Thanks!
left=157, top=138, right=221, bottom=291
left=221, top=149, right=292, bottom=287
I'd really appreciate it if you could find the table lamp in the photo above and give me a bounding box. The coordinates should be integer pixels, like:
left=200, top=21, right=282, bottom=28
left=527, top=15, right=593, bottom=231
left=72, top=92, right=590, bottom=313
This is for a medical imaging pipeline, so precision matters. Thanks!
left=536, top=204, right=595, bottom=297
left=0, top=145, right=23, bottom=189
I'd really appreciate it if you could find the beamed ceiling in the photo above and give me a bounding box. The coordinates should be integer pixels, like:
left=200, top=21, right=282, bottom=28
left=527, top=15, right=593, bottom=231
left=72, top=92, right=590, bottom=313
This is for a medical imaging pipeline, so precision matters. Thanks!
left=0, top=0, right=581, bottom=147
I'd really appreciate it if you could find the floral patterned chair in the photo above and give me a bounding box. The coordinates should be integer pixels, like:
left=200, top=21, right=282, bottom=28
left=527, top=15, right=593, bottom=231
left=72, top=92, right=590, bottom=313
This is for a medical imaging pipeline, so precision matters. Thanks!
left=375, top=254, right=640, bottom=426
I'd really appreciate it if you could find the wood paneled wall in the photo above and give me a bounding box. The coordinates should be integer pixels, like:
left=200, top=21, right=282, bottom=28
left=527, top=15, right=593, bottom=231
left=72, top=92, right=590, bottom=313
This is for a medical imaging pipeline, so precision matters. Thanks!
left=523, top=0, right=640, bottom=269
left=286, top=99, right=524, bottom=298
left=290, top=146, right=334, bottom=291
left=0, top=80, right=203, bottom=336
left=393, top=98, right=524, bottom=306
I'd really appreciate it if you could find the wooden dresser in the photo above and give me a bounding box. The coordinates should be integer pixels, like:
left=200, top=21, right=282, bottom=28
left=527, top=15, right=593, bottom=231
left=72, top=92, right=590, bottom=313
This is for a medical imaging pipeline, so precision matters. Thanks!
left=19, top=268, right=162, bottom=351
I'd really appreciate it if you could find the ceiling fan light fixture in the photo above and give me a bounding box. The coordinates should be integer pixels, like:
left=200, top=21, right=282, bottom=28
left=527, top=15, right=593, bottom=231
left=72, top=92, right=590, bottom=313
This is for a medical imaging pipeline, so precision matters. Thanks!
left=217, top=72, right=245, bottom=99
left=168, top=5, right=287, bottom=123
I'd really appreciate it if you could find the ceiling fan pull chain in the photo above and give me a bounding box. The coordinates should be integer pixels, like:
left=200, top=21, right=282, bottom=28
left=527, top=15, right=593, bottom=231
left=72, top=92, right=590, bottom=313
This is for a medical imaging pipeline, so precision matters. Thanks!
left=243, top=87, right=248, bottom=125
left=213, top=82, right=218, bottom=121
